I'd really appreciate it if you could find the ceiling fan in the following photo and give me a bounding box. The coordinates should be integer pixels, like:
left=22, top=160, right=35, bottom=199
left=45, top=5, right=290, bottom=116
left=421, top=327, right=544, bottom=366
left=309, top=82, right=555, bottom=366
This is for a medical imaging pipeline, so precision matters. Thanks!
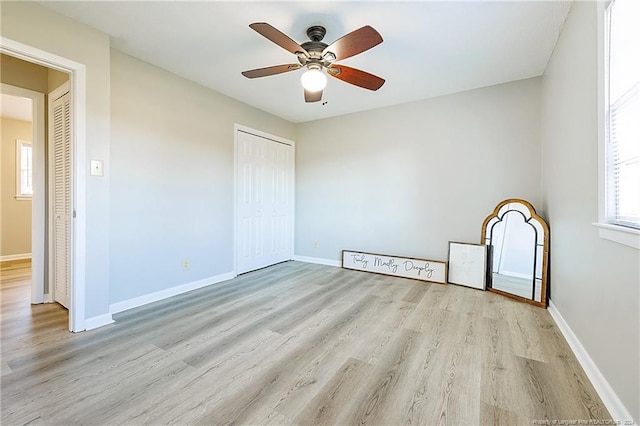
left=241, top=23, right=385, bottom=103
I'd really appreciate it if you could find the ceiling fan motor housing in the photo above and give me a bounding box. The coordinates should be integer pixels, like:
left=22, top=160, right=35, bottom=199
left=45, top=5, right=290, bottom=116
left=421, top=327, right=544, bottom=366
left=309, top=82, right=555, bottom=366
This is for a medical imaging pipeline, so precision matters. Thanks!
left=306, top=25, right=326, bottom=42
left=298, top=25, right=337, bottom=66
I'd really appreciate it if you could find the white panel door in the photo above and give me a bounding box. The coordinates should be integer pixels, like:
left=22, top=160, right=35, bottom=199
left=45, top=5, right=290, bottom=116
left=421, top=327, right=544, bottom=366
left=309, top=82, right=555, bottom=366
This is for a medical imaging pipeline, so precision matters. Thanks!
left=237, top=130, right=293, bottom=274
left=52, top=91, right=71, bottom=309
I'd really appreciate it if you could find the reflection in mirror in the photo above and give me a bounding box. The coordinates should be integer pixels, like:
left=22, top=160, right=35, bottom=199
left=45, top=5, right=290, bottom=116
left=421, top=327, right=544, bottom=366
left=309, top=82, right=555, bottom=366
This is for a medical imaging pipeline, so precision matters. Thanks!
left=482, top=199, right=549, bottom=308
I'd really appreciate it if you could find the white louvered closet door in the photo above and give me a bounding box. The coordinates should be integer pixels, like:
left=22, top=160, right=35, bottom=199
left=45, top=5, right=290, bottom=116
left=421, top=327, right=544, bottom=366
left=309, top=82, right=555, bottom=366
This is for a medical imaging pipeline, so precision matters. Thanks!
left=52, top=91, right=71, bottom=309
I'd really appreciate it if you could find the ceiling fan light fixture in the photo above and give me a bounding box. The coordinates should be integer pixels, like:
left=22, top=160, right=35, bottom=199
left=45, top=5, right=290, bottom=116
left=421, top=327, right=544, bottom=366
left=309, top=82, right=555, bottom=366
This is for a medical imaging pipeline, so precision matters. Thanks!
left=242, top=23, right=385, bottom=102
left=300, top=67, right=327, bottom=92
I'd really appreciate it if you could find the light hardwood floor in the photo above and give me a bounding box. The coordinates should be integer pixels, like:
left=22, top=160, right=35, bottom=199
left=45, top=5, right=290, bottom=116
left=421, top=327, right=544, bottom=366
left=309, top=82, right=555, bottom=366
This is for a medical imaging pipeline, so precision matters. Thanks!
left=1, top=259, right=610, bottom=425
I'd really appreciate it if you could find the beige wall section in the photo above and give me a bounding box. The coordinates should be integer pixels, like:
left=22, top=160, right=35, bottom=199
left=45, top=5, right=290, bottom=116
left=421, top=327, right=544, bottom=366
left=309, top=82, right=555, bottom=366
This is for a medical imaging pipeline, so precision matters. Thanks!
left=1, top=53, right=70, bottom=93
left=0, top=54, right=44, bottom=260
left=1, top=55, right=70, bottom=159
left=109, top=49, right=295, bottom=304
left=48, top=68, right=69, bottom=92
left=0, top=54, right=48, bottom=93
left=0, top=118, right=33, bottom=257
left=295, top=77, right=542, bottom=262
left=541, top=1, right=639, bottom=421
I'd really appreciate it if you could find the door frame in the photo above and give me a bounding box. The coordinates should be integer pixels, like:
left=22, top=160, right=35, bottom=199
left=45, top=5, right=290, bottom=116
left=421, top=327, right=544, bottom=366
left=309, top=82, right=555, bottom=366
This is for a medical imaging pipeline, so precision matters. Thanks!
left=233, top=124, right=295, bottom=276
left=1, top=36, right=87, bottom=332
left=0, top=83, right=45, bottom=303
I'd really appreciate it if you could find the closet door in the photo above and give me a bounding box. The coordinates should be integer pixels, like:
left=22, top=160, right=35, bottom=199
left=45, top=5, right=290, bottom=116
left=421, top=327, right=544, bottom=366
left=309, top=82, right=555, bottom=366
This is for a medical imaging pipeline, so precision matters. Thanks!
left=236, top=130, right=293, bottom=274
left=51, top=90, right=71, bottom=309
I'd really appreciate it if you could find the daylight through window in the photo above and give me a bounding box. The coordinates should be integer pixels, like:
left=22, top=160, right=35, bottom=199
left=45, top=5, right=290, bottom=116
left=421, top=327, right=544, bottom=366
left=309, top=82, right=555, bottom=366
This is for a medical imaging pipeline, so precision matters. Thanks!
left=605, top=0, right=640, bottom=229
left=16, top=140, right=33, bottom=199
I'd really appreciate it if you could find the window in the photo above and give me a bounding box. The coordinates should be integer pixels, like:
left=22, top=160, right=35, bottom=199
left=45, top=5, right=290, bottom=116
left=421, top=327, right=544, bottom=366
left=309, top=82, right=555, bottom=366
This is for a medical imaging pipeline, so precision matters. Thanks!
left=16, top=139, right=33, bottom=200
left=604, top=0, right=639, bottom=230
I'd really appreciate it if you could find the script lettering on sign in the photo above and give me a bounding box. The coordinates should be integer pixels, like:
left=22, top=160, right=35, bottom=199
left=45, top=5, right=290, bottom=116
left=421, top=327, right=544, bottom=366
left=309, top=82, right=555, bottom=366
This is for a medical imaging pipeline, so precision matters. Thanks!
left=342, top=250, right=447, bottom=284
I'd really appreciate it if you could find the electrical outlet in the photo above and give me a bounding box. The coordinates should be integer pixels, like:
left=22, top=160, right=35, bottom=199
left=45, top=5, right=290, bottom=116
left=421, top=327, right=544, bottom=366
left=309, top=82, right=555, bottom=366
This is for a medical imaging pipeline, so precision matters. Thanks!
left=182, top=258, right=190, bottom=270
left=313, top=241, right=319, bottom=248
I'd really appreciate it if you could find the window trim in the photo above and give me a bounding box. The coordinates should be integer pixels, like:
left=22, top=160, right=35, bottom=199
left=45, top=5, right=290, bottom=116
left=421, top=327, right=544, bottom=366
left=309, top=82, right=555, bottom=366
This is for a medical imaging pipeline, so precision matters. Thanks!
left=594, top=0, right=640, bottom=250
left=592, top=222, right=640, bottom=249
left=15, top=139, right=33, bottom=200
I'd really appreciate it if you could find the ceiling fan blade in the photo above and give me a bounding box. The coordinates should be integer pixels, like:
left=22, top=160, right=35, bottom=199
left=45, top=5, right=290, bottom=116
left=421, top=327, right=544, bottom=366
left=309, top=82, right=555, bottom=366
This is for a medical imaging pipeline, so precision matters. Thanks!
left=327, top=65, right=385, bottom=91
left=242, top=64, right=301, bottom=78
left=249, top=22, right=309, bottom=56
left=323, top=26, right=383, bottom=62
left=304, top=89, right=323, bottom=103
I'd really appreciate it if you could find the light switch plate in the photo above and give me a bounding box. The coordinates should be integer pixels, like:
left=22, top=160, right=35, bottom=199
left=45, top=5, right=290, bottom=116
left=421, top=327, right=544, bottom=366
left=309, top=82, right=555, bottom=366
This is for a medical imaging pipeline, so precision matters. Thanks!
left=90, top=160, right=103, bottom=176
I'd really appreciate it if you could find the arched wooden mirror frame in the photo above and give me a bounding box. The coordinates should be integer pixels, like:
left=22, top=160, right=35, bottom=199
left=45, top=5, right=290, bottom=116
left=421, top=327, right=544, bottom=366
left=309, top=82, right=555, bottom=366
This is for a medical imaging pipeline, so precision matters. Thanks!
left=481, top=198, right=549, bottom=308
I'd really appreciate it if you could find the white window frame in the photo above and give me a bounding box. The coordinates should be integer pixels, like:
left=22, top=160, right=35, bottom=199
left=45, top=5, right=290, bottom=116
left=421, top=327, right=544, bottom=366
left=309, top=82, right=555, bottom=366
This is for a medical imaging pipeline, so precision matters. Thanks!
left=15, top=139, right=33, bottom=200
left=594, top=0, right=640, bottom=249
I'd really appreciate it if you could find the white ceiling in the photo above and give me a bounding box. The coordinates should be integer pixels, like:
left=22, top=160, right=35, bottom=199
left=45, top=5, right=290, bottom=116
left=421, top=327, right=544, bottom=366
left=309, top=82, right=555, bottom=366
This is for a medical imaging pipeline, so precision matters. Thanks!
left=40, top=1, right=572, bottom=124
left=1, top=93, right=32, bottom=122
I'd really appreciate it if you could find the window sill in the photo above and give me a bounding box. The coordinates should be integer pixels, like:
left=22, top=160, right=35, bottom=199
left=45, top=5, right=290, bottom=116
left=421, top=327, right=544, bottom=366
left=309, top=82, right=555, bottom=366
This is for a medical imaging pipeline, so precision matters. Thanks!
left=592, top=222, right=640, bottom=249
left=14, top=195, right=32, bottom=201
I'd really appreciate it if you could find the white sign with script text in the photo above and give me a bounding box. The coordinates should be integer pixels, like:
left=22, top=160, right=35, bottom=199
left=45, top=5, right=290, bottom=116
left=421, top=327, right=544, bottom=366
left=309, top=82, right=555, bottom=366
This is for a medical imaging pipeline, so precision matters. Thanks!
left=342, top=250, right=447, bottom=284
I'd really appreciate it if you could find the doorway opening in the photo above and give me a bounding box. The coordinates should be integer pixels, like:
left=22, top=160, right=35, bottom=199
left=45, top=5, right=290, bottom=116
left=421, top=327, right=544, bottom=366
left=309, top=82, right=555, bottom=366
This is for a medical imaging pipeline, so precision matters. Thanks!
left=1, top=56, right=71, bottom=330
left=0, top=40, right=86, bottom=332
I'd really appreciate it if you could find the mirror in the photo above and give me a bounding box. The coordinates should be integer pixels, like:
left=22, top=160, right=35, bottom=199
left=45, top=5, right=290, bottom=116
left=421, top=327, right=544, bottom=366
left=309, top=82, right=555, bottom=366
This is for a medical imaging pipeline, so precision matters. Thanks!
left=481, top=199, right=549, bottom=308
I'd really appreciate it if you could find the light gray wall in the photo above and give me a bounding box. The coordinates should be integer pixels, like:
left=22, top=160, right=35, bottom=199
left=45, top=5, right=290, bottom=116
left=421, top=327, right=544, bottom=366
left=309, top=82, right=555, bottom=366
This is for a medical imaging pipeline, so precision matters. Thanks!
left=295, top=77, right=542, bottom=262
left=109, top=50, right=295, bottom=304
left=3, top=5, right=636, bottom=420
left=541, top=1, right=639, bottom=420
left=2, top=1, right=111, bottom=319
left=0, top=118, right=32, bottom=257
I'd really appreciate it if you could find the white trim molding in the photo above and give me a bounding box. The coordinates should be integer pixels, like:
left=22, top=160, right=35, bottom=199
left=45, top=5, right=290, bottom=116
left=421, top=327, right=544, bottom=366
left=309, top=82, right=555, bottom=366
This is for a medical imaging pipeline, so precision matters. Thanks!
left=109, top=272, right=235, bottom=315
left=593, top=222, right=640, bottom=249
left=548, top=300, right=636, bottom=424
left=293, top=255, right=341, bottom=268
left=84, top=313, right=114, bottom=331
left=0, top=253, right=32, bottom=262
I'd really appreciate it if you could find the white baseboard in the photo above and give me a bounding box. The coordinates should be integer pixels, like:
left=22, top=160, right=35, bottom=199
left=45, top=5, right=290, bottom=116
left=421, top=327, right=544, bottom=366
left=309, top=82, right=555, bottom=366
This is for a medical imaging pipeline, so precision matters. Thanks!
left=84, top=313, right=114, bottom=331
left=109, top=272, right=235, bottom=315
left=293, top=255, right=341, bottom=267
left=548, top=300, right=636, bottom=424
left=0, top=253, right=32, bottom=262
